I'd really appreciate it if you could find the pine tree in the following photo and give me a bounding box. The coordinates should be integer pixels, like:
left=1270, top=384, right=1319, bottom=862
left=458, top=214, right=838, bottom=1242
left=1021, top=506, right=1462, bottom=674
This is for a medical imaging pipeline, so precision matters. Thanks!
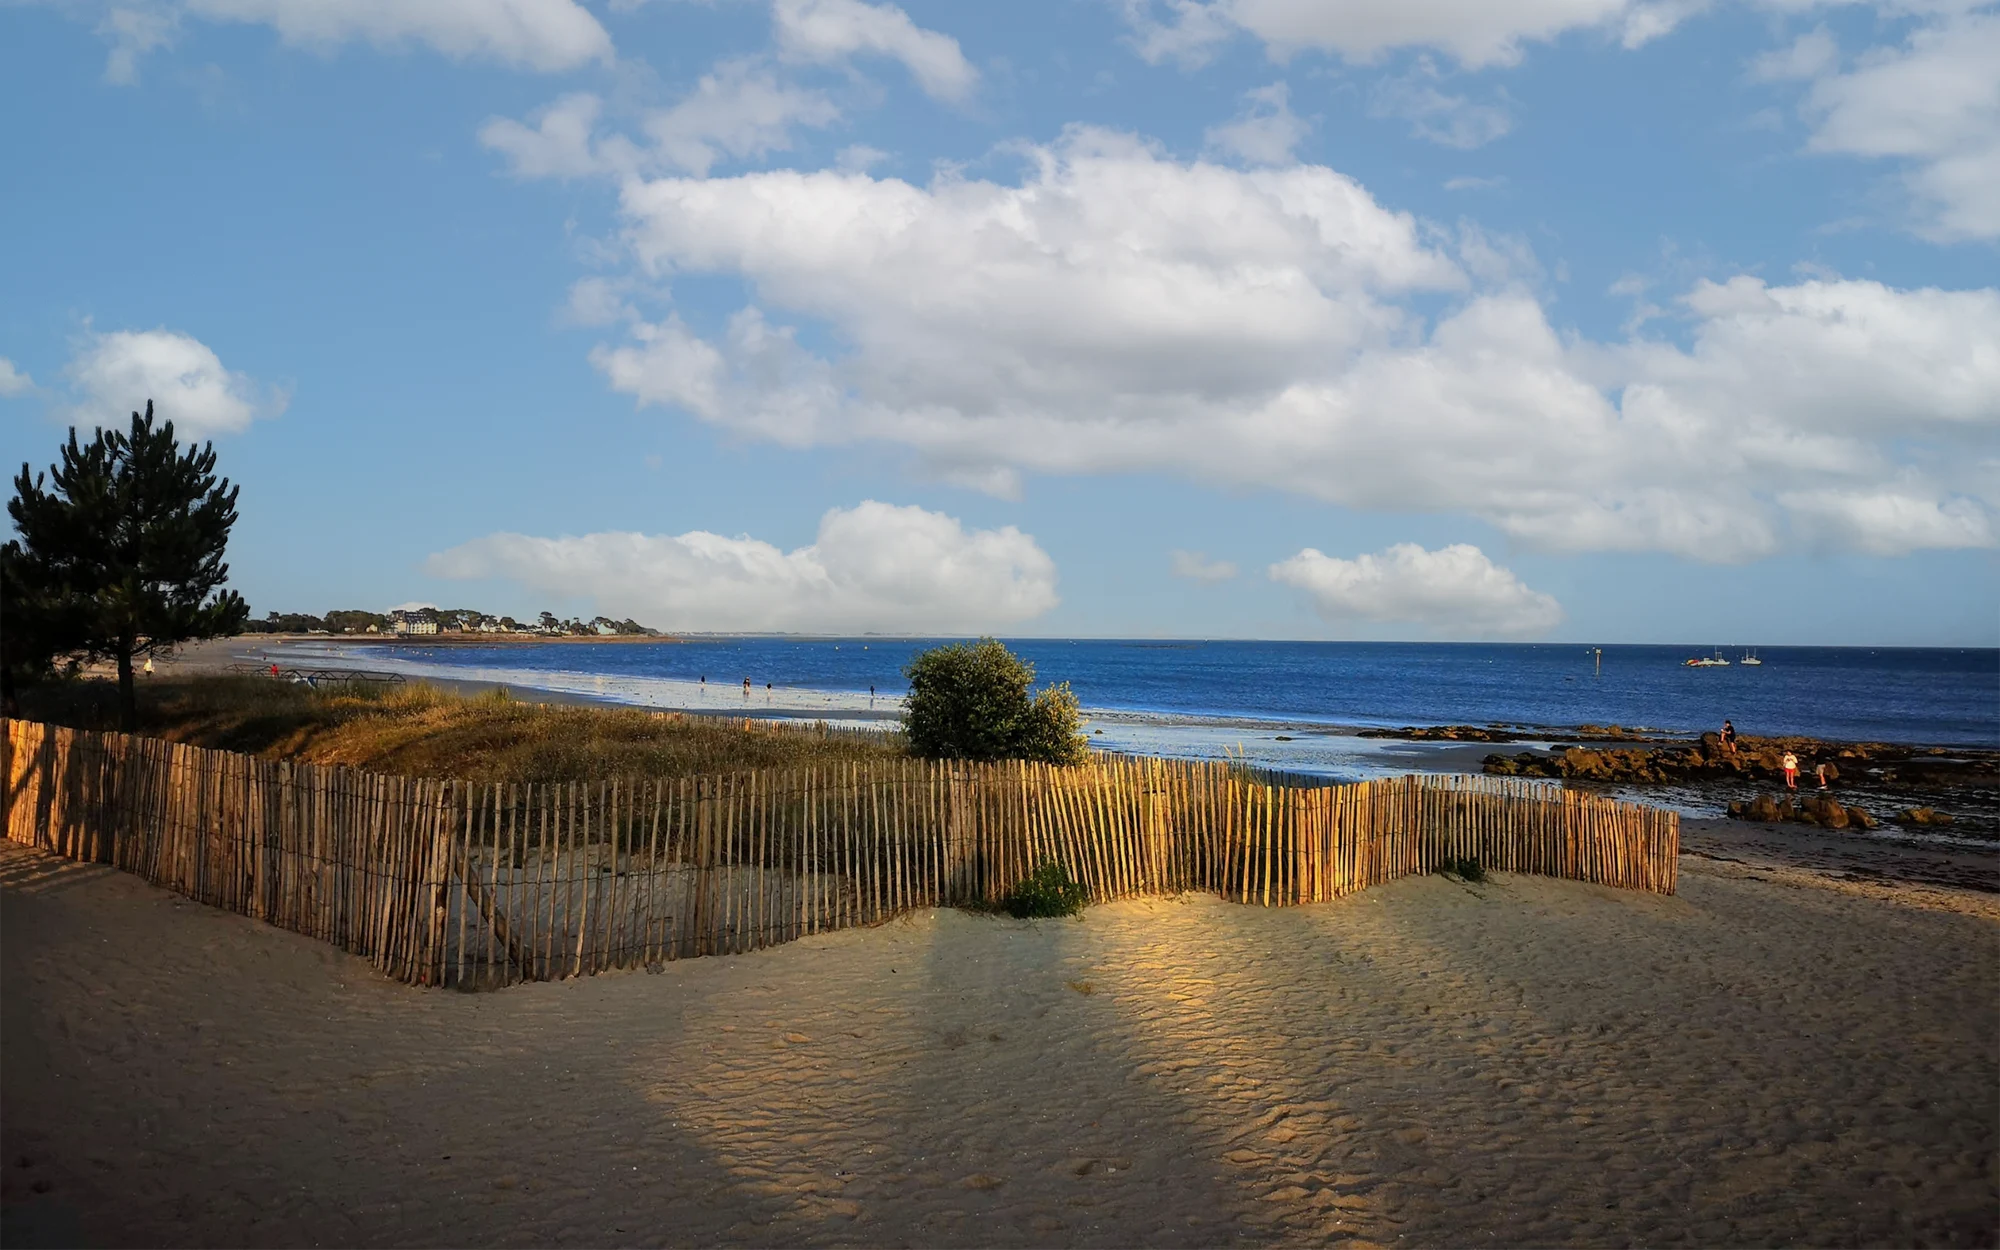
left=0, top=538, right=89, bottom=713
left=6, top=402, right=249, bottom=729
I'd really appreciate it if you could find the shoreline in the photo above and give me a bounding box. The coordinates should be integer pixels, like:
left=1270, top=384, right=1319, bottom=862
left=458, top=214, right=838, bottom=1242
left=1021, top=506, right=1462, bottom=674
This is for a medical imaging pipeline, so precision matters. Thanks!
left=135, top=637, right=1999, bottom=840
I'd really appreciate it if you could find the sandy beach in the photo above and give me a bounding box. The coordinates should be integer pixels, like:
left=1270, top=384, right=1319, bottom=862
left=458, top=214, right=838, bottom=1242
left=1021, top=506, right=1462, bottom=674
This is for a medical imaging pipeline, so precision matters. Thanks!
left=3, top=834, right=1994, bottom=1248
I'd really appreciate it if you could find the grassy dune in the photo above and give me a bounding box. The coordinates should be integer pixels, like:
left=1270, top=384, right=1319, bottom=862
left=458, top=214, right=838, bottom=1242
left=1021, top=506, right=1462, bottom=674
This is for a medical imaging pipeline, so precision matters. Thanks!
left=14, top=676, right=906, bottom=783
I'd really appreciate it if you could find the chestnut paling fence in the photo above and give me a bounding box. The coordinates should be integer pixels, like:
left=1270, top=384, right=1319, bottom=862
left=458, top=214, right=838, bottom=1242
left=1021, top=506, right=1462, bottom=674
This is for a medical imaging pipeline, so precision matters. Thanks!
left=3, top=717, right=1677, bottom=989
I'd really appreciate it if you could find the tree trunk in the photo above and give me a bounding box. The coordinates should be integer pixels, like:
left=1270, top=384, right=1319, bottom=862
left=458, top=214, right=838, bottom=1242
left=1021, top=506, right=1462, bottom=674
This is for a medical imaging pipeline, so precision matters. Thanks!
left=116, top=643, right=136, bottom=733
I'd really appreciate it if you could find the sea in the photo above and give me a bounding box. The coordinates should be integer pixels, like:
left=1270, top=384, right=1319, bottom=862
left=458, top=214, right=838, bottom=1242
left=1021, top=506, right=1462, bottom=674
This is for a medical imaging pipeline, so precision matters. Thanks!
left=272, top=638, right=1998, bottom=784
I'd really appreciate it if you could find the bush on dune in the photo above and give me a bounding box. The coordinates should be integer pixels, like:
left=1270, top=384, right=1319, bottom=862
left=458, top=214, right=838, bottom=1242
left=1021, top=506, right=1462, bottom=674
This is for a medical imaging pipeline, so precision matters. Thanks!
left=1001, top=859, right=1090, bottom=918
left=903, top=638, right=1088, bottom=766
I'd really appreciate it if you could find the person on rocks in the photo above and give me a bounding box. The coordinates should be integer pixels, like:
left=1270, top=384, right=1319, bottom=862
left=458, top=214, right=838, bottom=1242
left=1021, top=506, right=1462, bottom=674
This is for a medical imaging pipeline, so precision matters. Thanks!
left=1720, top=720, right=1738, bottom=759
left=1815, top=760, right=1830, bottom=789
left=1782, top=750, right=1799, bottom=790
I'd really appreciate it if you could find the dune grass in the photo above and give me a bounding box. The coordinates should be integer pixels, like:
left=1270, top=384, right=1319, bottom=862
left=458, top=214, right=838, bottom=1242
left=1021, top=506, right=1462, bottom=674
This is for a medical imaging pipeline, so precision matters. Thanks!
left=13, top=675, right=906, bottom=783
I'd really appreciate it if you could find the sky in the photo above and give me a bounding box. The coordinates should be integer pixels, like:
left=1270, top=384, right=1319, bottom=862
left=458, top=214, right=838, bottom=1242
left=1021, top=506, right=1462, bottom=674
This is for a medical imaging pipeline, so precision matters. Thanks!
left=2, top=0, right=1997, bottom=646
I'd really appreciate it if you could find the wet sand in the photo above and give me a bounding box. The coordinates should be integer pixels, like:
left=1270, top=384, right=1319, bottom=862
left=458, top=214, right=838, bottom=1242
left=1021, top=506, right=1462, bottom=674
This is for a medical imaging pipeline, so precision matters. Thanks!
left=3, top=838, right=1995, bottom=1248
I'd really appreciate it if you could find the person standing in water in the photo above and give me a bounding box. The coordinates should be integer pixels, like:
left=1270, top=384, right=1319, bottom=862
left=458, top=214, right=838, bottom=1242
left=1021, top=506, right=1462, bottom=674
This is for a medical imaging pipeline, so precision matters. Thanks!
left=1782, top=750, right=1799, bottom=790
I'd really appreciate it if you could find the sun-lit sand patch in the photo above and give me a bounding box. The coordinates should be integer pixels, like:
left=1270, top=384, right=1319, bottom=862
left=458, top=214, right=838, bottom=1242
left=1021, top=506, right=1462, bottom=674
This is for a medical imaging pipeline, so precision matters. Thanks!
left=3, top=838, right=1994, bottom=1247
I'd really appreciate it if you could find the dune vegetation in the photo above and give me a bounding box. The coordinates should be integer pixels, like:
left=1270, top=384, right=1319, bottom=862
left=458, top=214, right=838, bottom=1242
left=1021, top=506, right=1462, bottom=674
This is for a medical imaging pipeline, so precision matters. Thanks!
left=13, top=675, right=905, bottom=783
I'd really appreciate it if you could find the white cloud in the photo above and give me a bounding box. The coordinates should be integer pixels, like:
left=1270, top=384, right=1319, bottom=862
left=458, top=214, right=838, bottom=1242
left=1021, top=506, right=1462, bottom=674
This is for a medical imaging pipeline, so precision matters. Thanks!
left=1170, top=549, right=1239, bottom=582
left=424, top=501, right=1058, bottom=633
left=561, top=276, right=638, bottom=327
left=772, top=0, right=978, bottom=101
left=1270, top=543, right=1564, bottom=638
left=65, top=329, right=283, bottom=437
left=1204, top=82, right=1311, bottom=164
left=644, top=58, right=841, bottom=176
left=1123, top=0, right=1691, bottom=70
left=98, top=6, right=178, bottom=84
left=0, top=358, right=34, bottom=397
left=1749, top=25, right=1838, bottom=82
left=1369, top=62, right=1513, bottom=148
left=1776, top=487, right=1994, bottom=554
left=183, top=0, right=612, bottom=72
left=836, top=144, right=891, bottom=172
left=482, top=63, right=840, bottom=182
left=1767, top=10, right=2000, bottom=240
left=588, top=130, right=1997, bottom=562
left=1443, top=175, right=1505, bottom=191
left=480, top=93, right=611, bottom=180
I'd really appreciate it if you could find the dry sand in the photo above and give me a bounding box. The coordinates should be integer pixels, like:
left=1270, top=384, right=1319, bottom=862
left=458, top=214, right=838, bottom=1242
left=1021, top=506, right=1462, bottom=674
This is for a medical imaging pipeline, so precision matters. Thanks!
left=3, top=838, right=1995, bottom=1249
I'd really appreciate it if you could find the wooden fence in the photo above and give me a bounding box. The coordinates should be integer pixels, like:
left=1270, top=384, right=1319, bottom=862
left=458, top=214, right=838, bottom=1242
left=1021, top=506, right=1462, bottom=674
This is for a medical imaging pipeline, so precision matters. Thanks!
left=3, top=717, right=1677, bottom=989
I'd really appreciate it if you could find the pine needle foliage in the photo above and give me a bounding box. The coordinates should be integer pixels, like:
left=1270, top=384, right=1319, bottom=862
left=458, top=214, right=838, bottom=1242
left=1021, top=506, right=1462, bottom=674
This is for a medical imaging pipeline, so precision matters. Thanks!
left=5, top=402, right=248, bottom=727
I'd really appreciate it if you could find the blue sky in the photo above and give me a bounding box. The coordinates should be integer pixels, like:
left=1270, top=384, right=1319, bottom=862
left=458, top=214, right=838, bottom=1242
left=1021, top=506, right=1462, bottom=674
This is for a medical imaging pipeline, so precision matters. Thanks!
left=3, top=0, right=1996, bottom=645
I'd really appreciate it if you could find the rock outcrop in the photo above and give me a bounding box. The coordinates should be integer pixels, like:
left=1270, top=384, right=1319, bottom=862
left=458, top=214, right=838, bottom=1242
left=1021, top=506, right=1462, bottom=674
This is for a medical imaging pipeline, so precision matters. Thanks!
left=1478, top=733, right=1997, bottom=790
left=1900, top=806, right=1955, bottom=826
left=1727, top=794, right=1878, bottom=831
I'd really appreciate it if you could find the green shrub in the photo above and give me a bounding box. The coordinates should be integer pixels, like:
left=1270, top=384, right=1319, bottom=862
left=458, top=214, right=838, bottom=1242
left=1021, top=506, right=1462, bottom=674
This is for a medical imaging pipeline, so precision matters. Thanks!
left=903, top=638, right=1087, bottom=764
left=1436, top=856, right=1487, bottom=883
left=1002, top=859, right=1089, bottom=918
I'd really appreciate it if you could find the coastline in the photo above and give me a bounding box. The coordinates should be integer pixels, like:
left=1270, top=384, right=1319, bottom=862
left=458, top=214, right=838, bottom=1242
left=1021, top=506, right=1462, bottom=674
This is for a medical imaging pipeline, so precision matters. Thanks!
left=137, top=635, right=1998, bottom=842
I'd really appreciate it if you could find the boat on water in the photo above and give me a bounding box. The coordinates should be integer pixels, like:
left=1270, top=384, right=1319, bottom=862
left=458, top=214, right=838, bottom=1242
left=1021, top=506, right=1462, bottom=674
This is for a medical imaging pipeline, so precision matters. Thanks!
left=1740, top=649, right=1763, bottom=666
left=1685, top=648, right=1732, bottom=667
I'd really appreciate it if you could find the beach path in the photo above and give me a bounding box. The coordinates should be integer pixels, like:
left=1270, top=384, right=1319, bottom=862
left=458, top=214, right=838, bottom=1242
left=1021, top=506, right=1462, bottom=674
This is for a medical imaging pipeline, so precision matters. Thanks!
left=3, top=837, right=1995, bottom=1247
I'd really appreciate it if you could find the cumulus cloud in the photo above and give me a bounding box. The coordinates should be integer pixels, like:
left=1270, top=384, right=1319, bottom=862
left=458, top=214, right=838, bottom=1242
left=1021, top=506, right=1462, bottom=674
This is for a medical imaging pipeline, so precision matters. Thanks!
left=644, top=59, right=842, bottom=176
left=585, top=128, right=1997, bottom=562
left=65, top=329, right=283, bottom=437
left=1170, top=550, right=1239, bottom=582
left=482, top=64, right=840, bottom=181
left=0, top=358, right=34, bottom=397
left=1269, top=543, right=1564, bottom=638
left=772, top=0, right=978, bottom=101
left=424, top=501, right=1058, bottom=633
left=183, top=0, right=612, bottom=72
left=480, top=93, right=612, bottom=180
left=1789, top=10, right=2000, bottom=241
left=1123, top=0, right=1691, bottom=69
left=1204, top=82, right=1311, bottom=164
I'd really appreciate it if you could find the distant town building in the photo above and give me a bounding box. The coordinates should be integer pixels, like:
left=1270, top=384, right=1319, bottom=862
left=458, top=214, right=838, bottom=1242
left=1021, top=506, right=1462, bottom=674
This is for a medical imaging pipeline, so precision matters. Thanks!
left=389, top=611, right=439, bottom=636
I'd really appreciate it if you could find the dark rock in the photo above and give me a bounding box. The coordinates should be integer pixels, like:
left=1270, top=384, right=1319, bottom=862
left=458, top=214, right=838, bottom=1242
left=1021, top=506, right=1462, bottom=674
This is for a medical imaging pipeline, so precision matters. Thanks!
left=1846, top=805, right=1877, bottom=830
left=1901, top=806, right=1953, bottom=826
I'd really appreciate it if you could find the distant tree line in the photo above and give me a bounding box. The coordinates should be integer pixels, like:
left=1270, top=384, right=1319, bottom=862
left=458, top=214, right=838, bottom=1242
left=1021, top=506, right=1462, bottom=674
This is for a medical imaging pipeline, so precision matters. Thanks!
left=4, top=402, right=247, bottom=727
left=239, top=607, right=660, bottom=637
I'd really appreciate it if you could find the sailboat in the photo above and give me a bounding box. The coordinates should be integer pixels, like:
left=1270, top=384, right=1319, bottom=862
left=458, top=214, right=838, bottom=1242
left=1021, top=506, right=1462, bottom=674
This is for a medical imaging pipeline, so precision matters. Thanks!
left=1740, top=648, right=1763, bottom=666
left=1685, top=648, right=1731, bottom=667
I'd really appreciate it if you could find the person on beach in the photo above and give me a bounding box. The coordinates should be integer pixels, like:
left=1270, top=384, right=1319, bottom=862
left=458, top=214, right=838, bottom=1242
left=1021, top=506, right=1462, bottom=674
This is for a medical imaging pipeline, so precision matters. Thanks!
left=143, top=656, right=154, bottom=676
left=1720, top=720, right=1737, bottom=757
left=743, top=677, right=751, bottom=695
left=1782, top=750, right=1799, bottom=789
left=1816, top=760, right=1829, bottom=789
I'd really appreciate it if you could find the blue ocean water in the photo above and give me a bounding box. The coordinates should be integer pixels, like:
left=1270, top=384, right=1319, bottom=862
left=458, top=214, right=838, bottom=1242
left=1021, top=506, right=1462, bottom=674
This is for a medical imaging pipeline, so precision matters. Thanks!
left=343, top=639, right=1997, bottom=747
